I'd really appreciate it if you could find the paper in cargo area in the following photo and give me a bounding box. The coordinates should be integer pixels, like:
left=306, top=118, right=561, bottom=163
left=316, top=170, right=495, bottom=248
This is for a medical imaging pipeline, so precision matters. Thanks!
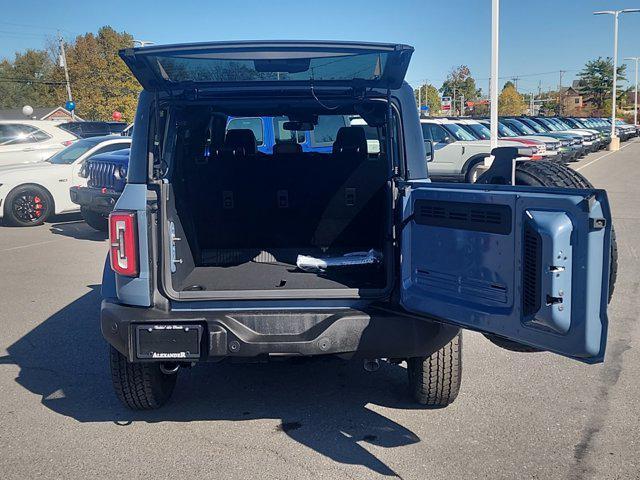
left=296, top=249, right=382, bottom=273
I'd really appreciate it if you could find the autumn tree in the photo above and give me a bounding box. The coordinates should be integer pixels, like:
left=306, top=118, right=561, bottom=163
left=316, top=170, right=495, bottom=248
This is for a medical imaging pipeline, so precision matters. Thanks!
left=576, top=57, right=626, bottom=112
left=499, top=85, right=526, bottom=115
left=52, top=26, right=140, bottom=121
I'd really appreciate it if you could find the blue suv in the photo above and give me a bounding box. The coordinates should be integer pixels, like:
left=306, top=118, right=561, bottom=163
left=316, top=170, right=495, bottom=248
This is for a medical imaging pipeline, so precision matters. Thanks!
left=70, top=148, right=131, bottom=231
left=102, top=40, right=615, bottom=410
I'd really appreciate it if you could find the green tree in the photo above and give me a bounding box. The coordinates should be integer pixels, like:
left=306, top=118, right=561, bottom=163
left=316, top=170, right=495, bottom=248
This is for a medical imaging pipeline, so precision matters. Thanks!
left=440, top=65, right=482, bottom=101
left=414, top=83, right=442, bottom=114
left=499, top=85, right=526, bottom=115
left=0, top=50, right=56, bottom=109
left=502, top=80, right=516, bottom=91
left=576, top=57, right=626, bottom=111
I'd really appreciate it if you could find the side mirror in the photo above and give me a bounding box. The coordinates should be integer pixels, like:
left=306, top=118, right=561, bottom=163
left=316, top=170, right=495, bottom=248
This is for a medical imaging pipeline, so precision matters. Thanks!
left=425, top=140, right=434, bottom=162
left=443, top=136, right=453, bottom=144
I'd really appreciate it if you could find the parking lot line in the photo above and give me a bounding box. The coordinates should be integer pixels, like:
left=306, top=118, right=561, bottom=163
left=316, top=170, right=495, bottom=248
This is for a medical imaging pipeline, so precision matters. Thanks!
left=575, top=139, right=638, bottom=171
left=1, top=239, right=64, bottom=252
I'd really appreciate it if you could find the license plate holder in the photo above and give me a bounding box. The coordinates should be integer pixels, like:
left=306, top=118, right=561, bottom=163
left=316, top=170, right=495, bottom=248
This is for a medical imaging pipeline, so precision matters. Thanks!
left=136, top=324, right=202, bottom=360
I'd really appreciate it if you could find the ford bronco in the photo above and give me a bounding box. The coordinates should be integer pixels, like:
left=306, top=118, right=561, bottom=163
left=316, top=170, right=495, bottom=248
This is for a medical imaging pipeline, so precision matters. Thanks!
left=102, top=41, right=615, bottom=410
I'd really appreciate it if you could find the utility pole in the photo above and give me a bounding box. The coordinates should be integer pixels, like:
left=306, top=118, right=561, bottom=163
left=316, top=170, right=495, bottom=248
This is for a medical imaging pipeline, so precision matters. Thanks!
left=460, top=93, right=464, bottom=116
left=58, top=33, right=74, bottom=120
left=452, top=86, right=457, bottom=117
left=558, top=70, right=566, bottom=115
left=530, top=92, right=534, bottom=115
left=511, top=76, right=520, bottom=91
left=624, top=57, right=639, bottom=126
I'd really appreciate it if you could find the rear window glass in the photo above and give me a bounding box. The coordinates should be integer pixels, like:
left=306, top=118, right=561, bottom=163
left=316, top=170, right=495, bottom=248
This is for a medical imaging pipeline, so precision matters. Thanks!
left=310, top=115, right=348, bottom=146
left=226, top=117, right=264, bottom=145
left=443, top=123, right=476, bottom=141
left=150, top=51, right=388, bottom=84
left=273, top=116, right=306, bottom=143
left=0, top=124, right=47, bottom=145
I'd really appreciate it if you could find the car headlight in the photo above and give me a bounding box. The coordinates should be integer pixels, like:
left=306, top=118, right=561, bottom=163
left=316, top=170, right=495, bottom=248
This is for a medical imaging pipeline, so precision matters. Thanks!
left=114, top=165, right=127, bottom=180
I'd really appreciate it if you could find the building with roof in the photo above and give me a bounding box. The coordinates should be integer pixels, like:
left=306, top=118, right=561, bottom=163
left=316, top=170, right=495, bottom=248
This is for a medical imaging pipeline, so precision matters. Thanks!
left=0, top=107, right=83, bottom=122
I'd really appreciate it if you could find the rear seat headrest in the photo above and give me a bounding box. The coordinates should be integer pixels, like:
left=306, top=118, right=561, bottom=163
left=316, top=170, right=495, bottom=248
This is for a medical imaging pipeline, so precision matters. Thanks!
left=273, top=142, right=303, bottom=155
left=332, top=126, right=368, bottom=155
left=221, top=129, right=257, bottom=156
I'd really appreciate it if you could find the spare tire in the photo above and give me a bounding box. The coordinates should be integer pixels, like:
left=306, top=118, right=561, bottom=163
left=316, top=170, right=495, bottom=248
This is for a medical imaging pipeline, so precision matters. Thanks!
left=485, top=161, right=617, bottom=353
left=514, top=161, right=617, bottom=302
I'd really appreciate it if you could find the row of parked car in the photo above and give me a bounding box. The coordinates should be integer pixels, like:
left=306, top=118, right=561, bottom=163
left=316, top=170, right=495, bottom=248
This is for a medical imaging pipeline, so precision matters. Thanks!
left=0, top=119, right=131, bottom=167
left=0, top=114, right=637, bottom=228
left=421, top=116, right=639, bottom=182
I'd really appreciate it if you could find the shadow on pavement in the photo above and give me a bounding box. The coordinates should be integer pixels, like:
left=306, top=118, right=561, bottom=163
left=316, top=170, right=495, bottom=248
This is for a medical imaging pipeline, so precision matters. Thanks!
left=49, top=220, right=107, bottom=242
left=4, top=286, right=425, bottom=476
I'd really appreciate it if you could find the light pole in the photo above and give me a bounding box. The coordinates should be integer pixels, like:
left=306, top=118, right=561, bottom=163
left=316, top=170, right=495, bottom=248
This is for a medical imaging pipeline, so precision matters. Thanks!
left=489, top=0, right=499, bottom=154
left=624, top=57, right=639, bottom=127
left=594, top=9, right=640, bottom=151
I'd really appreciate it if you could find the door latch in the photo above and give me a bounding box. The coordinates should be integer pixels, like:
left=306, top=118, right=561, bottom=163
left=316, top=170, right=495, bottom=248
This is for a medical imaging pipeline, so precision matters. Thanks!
left=168, top=221, right=182, bottom=272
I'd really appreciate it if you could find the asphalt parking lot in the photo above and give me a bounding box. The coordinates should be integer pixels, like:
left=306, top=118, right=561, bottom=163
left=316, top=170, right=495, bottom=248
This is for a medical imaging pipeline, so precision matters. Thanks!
left=1, top=139, right=638, bottom=480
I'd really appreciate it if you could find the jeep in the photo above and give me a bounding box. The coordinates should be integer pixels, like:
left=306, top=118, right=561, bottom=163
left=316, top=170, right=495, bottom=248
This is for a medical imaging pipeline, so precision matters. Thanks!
left=102, top=41, right=615, bottom=410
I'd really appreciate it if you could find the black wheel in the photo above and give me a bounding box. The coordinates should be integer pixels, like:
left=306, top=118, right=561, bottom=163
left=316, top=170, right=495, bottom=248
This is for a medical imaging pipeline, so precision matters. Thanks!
left=109, top=346, right=177, bottom=410
left=81, top=207, right=108, bottom=232
left=514, top=160, right=617, bottom=302
left=4, top=184, right=53, bottom=226
left=407, top=332, right=462, bottom=408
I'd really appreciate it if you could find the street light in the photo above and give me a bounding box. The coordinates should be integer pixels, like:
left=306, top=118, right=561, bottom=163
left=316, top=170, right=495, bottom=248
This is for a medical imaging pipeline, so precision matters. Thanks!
left=593, top=9, right=640, bottom=150
left=624, top=57, right=639, bottom=127
left=489, top=0, right=499, bottom=153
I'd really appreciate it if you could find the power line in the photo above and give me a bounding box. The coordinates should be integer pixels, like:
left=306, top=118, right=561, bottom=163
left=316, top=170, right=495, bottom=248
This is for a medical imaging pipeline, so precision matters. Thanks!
left=0, top=21, right=79, bottom=35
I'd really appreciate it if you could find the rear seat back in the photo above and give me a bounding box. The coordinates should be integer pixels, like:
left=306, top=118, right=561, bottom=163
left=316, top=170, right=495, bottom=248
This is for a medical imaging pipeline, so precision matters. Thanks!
left=313, top=126, right=387, bottom=248
left=185, top=125, right=388, bottom=256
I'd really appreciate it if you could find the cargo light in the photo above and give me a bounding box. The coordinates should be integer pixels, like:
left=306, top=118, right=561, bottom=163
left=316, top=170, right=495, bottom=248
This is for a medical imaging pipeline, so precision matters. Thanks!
left=109, top=211, right=139, bottom=277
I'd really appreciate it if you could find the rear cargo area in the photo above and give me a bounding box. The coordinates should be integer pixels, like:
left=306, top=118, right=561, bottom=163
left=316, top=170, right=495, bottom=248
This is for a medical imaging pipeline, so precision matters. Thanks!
left=163, top=108, right=391, bottom=297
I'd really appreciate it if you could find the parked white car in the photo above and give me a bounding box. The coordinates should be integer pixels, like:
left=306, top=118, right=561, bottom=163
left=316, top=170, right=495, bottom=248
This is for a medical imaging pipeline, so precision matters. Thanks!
left=0, top=136, right=131, bottom=226
left=421, top=118, right=528, bottom=182
left=0, top=120, right=78, bottom=167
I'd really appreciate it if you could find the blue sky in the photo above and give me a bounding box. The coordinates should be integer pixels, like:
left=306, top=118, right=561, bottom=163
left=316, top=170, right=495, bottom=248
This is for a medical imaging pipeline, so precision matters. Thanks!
left=1, top=0, right=639, bottom=94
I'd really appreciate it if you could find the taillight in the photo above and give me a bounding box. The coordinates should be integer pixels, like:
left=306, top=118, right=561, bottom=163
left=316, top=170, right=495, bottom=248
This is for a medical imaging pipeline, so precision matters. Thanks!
left=61, top=140, right=74, bottom=147
left=109, top=211, right=139, bottom=277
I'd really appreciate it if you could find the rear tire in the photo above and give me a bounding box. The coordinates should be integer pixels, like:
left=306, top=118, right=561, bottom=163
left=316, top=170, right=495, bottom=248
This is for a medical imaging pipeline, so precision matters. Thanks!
left=109, top=346, right=177, bottom=410
left=81, top=207, right=108, bottom=232
left=407, top=332, right=462, bottom=407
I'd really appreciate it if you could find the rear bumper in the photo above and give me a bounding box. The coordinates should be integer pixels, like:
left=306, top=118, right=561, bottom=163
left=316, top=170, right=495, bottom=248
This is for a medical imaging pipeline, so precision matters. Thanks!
left=101, top=298, right=459, bottom=362
left=70, top=186, right=120, bottom=214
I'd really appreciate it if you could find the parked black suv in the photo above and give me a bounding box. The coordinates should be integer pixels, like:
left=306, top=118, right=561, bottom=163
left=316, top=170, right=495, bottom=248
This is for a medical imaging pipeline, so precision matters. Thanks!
left=102, top=41, right=615, bottom=410
left=59, top=121, right=128, bottom=138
